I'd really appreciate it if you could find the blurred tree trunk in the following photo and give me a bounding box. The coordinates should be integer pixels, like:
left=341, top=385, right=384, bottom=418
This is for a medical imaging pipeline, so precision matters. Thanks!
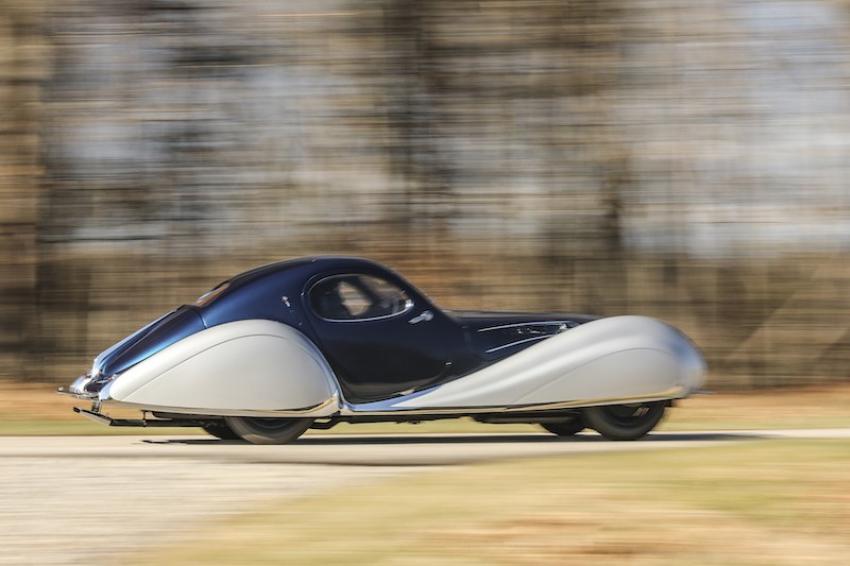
left=381, top=0, right=456, bottom=261
left=0, top=2, right=49, bottom=380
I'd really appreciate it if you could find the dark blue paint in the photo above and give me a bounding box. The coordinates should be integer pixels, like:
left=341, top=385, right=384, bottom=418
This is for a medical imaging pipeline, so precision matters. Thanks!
left=95, top=307, right=204, bottom=376
left=449, top=310, right=599, bottom=360
left=299, top=265, right=475, bottom=402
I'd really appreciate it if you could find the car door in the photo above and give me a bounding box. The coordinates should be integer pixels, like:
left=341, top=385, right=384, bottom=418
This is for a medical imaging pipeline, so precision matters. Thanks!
left=304, top=272, right=465, bottom=403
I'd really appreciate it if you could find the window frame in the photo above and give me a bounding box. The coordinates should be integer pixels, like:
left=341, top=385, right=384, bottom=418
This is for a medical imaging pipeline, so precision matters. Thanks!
left=307, top=273, right=415, bottom=323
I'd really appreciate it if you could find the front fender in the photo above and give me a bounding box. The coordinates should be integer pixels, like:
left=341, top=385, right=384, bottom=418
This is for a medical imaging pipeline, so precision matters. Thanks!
left=101, top=320, right=340, bottom=417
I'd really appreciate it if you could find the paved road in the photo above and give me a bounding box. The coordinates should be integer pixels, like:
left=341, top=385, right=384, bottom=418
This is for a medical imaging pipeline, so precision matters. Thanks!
left=1, top=429, right=848, bottom=565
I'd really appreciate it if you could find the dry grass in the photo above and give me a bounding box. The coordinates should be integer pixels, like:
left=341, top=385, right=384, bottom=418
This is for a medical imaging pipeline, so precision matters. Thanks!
left=2, top=381, right=850, bottom=435
left=139, top=439, right=850, bottom=565
left=660, top=384, right=850, bottom=430
left=0, top=382, right=200, bottom=435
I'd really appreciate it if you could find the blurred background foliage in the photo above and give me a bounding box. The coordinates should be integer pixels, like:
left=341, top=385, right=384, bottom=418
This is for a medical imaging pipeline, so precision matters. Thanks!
left=0, top=0, right=848, bottom=386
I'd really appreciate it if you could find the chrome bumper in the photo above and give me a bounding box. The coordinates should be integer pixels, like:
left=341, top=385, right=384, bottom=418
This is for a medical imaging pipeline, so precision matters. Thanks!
left=58, top=373, right=115, bottom=401
left=57, top=375, right=97, bottom=400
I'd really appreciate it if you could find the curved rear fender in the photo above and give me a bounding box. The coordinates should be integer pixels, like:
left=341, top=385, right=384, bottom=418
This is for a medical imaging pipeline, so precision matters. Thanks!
left=367, top=316, right=706, bottom=411
left=102, top=320, right=340, bottom=416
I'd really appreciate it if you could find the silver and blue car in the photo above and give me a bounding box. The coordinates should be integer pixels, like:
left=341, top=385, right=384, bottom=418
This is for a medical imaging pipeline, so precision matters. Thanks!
left=63, top=256, right=706, bottom=444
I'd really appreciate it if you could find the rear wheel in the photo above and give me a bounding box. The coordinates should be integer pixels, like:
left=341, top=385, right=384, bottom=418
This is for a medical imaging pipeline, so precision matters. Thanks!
left=540, top=416, right=585, bottom=437
left=224, top=416, right=313, bottom=445
left=582, top=401, right=666, bottom=441
left=202, top=421, right=241, bottom=441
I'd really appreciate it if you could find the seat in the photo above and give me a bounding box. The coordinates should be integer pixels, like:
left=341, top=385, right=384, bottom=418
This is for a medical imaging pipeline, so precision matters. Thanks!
left=316, top=287, right=352, bottom=320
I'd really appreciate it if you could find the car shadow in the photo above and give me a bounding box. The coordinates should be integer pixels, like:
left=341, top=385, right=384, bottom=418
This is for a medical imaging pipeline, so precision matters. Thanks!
left=142, top=431, right=760, bottom=446
left=137, top=431, right=766, bottom=467
left=295, top=431, right=759, bottom=444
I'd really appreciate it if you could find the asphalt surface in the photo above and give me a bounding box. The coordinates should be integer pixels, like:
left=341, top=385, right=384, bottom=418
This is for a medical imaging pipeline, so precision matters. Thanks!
left=2, top=428, right=848, bottom=565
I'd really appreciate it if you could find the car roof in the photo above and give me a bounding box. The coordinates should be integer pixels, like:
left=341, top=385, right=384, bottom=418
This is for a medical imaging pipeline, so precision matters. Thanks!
left=195, top=256, right=408, bottom=326
left=226, top=256, right=388, bottom=289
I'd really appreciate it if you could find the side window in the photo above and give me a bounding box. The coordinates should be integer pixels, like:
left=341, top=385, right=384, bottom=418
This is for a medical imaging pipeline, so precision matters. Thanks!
left=336, top=281, right=371, bottom=317
left=310, top=274, right=413, bottom=321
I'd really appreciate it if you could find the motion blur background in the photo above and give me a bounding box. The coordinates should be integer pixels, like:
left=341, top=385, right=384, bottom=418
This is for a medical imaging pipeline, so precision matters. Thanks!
left=1, top=0, right=848, bottom=387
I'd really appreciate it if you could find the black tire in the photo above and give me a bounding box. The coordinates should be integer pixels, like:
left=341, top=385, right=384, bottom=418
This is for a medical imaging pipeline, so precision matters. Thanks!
left=202, top=421, right=242, bottom=441
left=582, top=401, right=666, bottom=441
left=540, top=417, right=586, bottom=437
left=224, top=416, right=313, bottom=445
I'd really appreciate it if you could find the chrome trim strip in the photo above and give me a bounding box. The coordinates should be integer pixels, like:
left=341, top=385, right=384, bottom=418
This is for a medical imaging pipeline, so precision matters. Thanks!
left=99, top=393, right=340, bottom=418
left=485, top=335, right=551, bottom=353
left=407, top=309, right=434, bottom=325
left=342, top=387, right=685, bottom=416
left=477, top=321, right=573, bottom=333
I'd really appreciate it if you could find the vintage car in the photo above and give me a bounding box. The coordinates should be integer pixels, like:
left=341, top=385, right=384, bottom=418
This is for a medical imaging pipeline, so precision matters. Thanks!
left=62, top=256, right=706, bottom=443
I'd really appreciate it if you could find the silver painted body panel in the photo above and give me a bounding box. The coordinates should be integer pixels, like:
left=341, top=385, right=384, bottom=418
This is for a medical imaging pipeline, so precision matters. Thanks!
left=101, top=320, right=340, bottom=417
left=97, top=316, right=705, bottom=417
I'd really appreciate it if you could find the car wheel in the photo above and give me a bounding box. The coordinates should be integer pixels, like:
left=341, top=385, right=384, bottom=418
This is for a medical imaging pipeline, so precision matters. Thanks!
left=540, top=417, right=585, bottom=436
left=582, top=401, right=666, bottom=441
left=224, top=416, right=313, bottom=445
left=201, top=421, right=242, bottom=441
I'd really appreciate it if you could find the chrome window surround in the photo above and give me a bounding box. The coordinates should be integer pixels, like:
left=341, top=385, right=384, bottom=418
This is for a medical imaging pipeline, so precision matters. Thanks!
left=307, top=273, right=415, bottom=323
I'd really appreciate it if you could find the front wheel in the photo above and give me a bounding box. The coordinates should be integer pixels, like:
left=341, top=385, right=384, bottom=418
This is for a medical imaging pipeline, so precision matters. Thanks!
left=224, top=416, right=313, bottom=445
left=582, top=401, right=666, bottom=441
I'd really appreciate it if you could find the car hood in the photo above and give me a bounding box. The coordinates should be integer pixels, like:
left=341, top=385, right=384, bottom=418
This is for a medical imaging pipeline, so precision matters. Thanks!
left=447, top=310, right=600, bottom=360
left=92, top=306, right=206, bottom=377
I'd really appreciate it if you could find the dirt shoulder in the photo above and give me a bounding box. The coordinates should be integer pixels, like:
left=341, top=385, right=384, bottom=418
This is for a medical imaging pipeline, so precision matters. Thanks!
left=141, top=439, right=850, bottom=566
